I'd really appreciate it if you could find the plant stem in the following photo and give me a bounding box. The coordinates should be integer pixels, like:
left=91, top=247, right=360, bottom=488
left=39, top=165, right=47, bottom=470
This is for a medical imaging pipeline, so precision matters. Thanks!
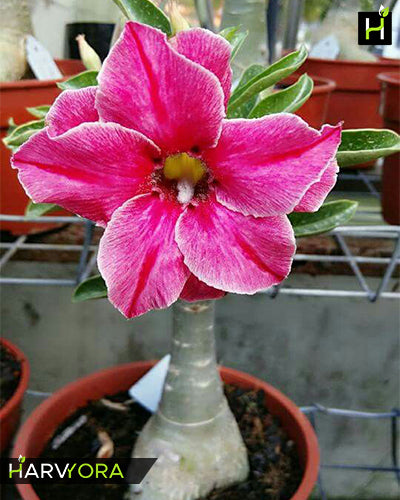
left=0, top=0, right=32, bottom=81
left=159, top=300, right=224, bottom=423
left=132, top=300, right=249, bottom=500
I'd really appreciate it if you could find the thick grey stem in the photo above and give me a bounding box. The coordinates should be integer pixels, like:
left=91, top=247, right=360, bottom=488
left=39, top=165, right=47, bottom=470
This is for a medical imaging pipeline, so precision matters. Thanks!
left=159, top=300, right=224, bottom=423
left=0, top=0, right=32, bottom=81
left=132, top=300, right=249, bottom=500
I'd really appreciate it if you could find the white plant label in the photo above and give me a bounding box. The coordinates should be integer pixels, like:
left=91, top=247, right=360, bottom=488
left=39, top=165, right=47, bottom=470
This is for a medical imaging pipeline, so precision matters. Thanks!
left=310, top=35, right=340, bottom=60
left=129, top=354, right=171, bottom=413
left=26, top=36, right=63, bottom=81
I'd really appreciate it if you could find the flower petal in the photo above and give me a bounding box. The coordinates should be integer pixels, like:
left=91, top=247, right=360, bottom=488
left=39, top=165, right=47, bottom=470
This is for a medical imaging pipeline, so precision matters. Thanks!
left=46, top=86, right=99, bottom=137
left=203, top=116, right=342, bottom=217
left=97, top=22, right=225, bottom=154
left=98, top=193, right=189, bottom=318
left=174, top=28, right=232, bottom=108
left=295, top=160, right=339, bottom=212
left=176, top=196, right=295, bottom=294
left=180, top=273, right=226, bottom=302
left=12, top=123, right=160, bottom=226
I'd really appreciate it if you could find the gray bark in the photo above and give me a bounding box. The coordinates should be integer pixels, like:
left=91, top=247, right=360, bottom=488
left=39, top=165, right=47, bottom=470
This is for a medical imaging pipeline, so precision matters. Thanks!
left=131, top=300, right=249, bottom=500
left=0, top=0, right=33, bottom=81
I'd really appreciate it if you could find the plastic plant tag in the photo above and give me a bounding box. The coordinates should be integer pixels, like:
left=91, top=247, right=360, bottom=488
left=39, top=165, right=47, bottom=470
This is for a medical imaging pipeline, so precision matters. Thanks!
left=310, top=35, right=340, bottom=60
left=129, top=354, right=171, bottom=413
left=26, top=36, right=63, bottom=81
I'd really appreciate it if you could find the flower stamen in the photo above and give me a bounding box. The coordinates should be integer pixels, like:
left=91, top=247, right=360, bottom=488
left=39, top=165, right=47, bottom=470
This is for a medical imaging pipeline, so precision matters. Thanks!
left=177, top=179, right=195, bottom=204
left=163, top=153, right=207, bottom=204
left=164, top=153, right=206, bottom=185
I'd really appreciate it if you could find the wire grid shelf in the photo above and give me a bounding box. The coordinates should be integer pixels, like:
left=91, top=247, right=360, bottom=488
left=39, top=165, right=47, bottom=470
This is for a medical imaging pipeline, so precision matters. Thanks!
left=1, top=215, right=399, bottom=301
left=300, top=405, right=400, bottom=499
left=2, top=169, right=399, bottom=298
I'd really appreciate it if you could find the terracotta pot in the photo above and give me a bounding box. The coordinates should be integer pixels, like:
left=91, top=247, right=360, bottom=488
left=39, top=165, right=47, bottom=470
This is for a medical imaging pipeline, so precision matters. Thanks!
left=298, top=56, right=400, bottom=169
left=0, top=338, right=30, bottom=454
left=13, top=361, right=319, bottom=500
left=378, top=72, right=400, bottom=225
left=280, top=74, right=336, bottom=129
left=0, top=59, right=85, bottom=235
left=299, top=56, right=400, bottom=129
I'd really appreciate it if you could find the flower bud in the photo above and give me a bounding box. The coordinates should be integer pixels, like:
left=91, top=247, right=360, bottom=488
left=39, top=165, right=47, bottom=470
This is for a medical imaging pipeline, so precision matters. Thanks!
left=168, top=2, right=190, bottom=34
left=76, top=34, right=102, bottom=71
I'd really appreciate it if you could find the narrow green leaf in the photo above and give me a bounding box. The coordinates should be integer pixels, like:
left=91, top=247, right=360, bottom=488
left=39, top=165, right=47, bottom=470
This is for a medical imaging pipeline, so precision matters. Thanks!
left=337, top=129, right=400, bottom=167
left=219, top=26, right=238, bottom=42
left=3, top=119, right=45, bottom=149
left=26, top=105, right=51, bottom=119
left=219, top=26, right=248, bottom=61
left=229, top=64, right=264, bottom=118
left=249, top=74, right=314, bottom=118
left=289, top=200, right=358, bottom=238
left=7, top=118, right=17, bottom=134
left=25, top=202, right=61, bottom=217
left=73, top=275, right=108, bottom=302
left=112, top=0, right=172, bottom=35
left=228, top=46, right=308, bottom=115
left=57, top=70, right=98, bottom=90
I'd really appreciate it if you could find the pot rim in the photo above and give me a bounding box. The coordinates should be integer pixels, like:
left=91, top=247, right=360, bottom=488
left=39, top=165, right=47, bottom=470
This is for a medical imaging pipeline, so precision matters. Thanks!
left=13, top=361, right=319, bottom=500
left=0, top=59, right=81, bottom=91
left=377, top=72, right=400, bottom=86
left=305, top=55, right=400, bottom=68
left=281, top=74, right=336, bottom=94
left=0, top=338, right=30, bottom=421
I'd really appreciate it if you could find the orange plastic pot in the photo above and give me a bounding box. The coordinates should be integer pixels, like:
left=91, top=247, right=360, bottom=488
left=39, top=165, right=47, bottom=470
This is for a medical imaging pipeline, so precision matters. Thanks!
left=0, top=59, right=85, bottom=235
left=0, top=338, right=30, bottom=454
left=378, top=72, right=400, bottom=225
left=299, top=56, right=400, bottom=129
left=13, top=361, right=319, bottom=500
left=280, top=74, right=336, bottom=129
left=298, top=56, right=400, bottom=169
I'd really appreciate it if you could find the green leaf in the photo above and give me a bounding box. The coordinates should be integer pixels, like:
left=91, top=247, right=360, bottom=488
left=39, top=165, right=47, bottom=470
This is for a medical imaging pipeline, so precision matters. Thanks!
left=57, top=70, right=98, bottom=90
left=219, top=26, right=248, bottom=61
left=3, top=119, right=45, bottom=149
left=289, top=200, right=358, bottom=238
left=26, top=105, right=51, bottom=119
left=227, top=46, right=308, bottom=115
left=25, top=201, right=61, bottom=217
left=229, top=64, right=265, bottom=118
left=337, top=129, right=400, bottom=167
left=249, top=74, right=314, bottom=118
left=73, top=275, right=108, bottom=302
left=112, top=0, right=172, bottom=35
left=7, top=118, right=17, bottom=134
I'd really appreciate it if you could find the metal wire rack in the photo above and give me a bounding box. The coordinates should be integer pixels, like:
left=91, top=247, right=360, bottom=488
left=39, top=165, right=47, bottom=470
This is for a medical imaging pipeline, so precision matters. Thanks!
left=1, top=214, right=399, bottom=301
left=0, top=216, right=97, bottom=286
left=300, top=405, right=400, bottom=499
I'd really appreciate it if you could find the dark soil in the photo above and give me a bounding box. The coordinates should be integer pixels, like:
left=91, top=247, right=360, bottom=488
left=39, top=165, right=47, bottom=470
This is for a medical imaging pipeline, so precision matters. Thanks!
left=0, top=344, right=21, bottom=408
left=35, top=385, right=302, bottom=500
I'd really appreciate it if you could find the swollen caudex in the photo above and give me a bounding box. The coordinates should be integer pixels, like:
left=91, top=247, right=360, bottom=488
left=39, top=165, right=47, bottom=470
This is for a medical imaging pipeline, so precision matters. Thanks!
left=131, top=301, right=249, bottom=500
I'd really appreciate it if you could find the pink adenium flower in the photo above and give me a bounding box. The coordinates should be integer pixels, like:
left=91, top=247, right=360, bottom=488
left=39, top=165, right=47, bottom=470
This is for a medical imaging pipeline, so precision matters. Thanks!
left=13, top=22, right=341, bottom=318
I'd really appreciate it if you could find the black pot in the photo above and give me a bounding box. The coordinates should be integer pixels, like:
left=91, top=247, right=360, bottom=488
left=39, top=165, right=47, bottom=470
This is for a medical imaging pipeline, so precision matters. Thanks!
left=65, top=22, right=115, bottom=61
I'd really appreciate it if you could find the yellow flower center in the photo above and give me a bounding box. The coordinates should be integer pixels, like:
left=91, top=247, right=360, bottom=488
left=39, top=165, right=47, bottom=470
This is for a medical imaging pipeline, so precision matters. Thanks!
left=164, top=153, right=206, bottom=185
